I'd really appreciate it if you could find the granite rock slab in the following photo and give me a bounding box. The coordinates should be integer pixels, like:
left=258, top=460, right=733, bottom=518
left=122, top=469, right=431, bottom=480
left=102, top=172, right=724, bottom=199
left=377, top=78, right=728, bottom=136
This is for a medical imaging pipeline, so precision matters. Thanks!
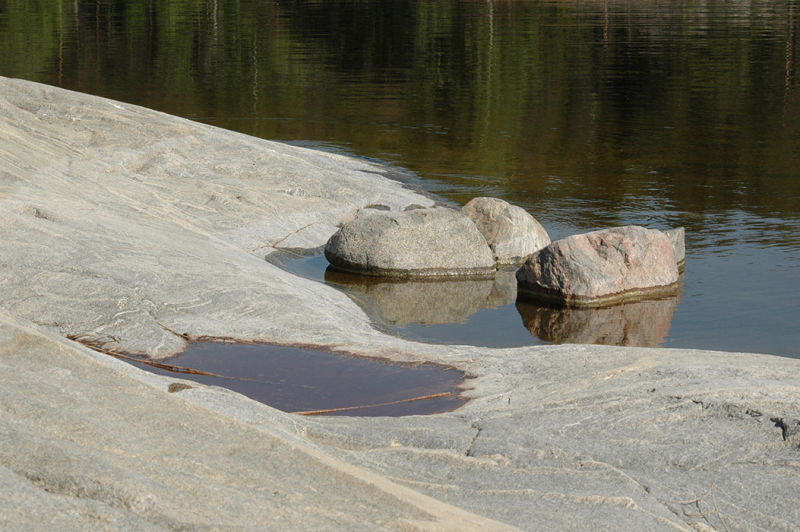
left=0, top=77, right=432, bottom=358
left=2, top=77, right=799, bottom=531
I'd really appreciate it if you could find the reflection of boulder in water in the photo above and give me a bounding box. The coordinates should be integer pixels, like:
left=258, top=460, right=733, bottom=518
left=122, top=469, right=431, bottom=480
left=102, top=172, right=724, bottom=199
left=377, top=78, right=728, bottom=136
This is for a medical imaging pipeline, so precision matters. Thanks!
left=325, top=268, right=517, bottom=326
left=486, top=269, right=517, bottom=308
left=516, top=296, right=679, bottom=347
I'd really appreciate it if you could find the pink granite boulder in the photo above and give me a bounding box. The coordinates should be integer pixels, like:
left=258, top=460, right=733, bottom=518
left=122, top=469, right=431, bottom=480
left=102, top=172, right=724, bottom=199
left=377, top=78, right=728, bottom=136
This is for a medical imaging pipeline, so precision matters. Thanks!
left=516, top=226, right=679, bottom=307
left=664, top=226, right=685, bottom=267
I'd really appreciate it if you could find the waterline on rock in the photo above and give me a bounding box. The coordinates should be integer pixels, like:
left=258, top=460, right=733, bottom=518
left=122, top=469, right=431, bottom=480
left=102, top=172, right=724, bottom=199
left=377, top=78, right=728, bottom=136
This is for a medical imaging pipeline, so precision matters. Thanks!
left=271, top=251, right=682, bottom=349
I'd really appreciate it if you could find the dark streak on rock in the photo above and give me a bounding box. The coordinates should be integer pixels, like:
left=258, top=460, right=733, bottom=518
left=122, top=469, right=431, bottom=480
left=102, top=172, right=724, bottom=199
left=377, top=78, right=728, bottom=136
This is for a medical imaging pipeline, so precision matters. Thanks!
left=465, top=424, right=481, bottom=457
left=771, top=417, right=800, bottom=442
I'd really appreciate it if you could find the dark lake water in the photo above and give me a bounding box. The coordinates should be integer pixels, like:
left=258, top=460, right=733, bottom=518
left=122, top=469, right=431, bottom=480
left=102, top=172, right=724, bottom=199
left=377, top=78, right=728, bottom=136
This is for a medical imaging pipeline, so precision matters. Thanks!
left=2, top=0, right=798, bottom=357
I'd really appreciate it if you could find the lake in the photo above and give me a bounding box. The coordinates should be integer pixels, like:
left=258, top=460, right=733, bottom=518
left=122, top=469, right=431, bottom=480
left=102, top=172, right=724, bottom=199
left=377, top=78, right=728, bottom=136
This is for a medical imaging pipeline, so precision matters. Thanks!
left=2, top=0, right=798, bottom=356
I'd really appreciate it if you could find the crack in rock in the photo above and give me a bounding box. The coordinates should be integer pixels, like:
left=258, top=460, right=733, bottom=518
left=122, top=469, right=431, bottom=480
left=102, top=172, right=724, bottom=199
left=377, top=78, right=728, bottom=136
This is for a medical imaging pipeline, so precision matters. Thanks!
left=465, top=424, right=482, bottom=457
left=771, top=417, right=800, bottom=443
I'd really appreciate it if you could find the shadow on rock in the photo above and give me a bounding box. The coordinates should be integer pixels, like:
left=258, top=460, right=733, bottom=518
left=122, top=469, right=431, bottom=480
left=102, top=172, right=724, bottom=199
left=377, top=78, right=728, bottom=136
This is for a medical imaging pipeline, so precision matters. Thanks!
left=324, top=268, right=517, bottom=327
left=515, top=295, right=680, bottom=347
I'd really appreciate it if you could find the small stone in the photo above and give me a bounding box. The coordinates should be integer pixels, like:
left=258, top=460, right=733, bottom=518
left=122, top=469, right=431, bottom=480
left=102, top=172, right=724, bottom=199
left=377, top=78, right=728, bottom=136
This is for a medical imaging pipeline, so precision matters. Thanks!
left=324, top=207, right=496, bottom=278
left=461, top=197, right=551, bottom=265
left=516, top=225, right=679, bottom=307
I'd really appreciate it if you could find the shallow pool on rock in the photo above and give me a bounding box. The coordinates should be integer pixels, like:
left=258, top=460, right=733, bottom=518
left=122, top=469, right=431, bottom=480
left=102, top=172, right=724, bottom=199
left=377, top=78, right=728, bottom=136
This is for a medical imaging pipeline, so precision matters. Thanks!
left=126, top=342, right=467, bottom=416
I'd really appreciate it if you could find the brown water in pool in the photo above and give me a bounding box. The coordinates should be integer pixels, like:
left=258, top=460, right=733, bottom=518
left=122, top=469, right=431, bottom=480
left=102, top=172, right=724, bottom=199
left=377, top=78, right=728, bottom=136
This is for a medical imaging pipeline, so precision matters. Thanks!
left=125, top=342, right=467, bottom=417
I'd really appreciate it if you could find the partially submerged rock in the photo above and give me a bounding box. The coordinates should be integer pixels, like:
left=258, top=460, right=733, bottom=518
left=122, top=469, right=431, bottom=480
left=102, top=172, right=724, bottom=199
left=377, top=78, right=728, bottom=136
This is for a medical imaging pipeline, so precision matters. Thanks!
left=516, top=225, right=679, bottom=307
left=461, top=197, right=551, bottom=265
left=324, top=207, right=496, bottom=278
left=664, top=226, right=685, bottom=266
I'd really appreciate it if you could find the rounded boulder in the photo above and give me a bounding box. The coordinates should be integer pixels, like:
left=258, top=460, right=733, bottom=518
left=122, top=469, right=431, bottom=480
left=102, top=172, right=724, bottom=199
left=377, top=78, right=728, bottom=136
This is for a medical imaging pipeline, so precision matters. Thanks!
left=461, top=197, right=550, bottom=265
left=325, top=207, right=496, bottom=278
left=516, top=225, right=679, bottom=307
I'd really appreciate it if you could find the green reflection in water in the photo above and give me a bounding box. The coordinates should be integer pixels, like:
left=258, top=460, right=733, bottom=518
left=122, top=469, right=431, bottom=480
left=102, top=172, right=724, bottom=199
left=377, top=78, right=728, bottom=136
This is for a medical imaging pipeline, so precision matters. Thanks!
left=2, top=1, right=797, bottom=221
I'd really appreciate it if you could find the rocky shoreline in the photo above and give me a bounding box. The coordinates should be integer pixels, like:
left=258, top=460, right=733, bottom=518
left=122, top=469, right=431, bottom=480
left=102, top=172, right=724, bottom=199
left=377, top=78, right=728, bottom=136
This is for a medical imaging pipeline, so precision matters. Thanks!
left=1, top=77, right=799, bottom=530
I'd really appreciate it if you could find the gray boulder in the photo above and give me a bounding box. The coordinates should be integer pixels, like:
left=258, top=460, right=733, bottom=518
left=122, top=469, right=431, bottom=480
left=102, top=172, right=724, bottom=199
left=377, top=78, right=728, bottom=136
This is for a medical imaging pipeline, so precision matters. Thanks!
left=324, top=207, right=496, bottom=278
left=516, top=225, right=679, bottom=307
left=461, top=197, right=551, bottom=265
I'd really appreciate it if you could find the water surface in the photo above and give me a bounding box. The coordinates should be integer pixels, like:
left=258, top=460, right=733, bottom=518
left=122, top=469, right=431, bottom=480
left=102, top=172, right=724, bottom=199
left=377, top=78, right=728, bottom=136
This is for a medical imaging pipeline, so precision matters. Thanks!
left=275, top=251, right=683, bottom=349
left=127, top=342, right=466, bottom=416
left=1, top=0, right=798, bottom=356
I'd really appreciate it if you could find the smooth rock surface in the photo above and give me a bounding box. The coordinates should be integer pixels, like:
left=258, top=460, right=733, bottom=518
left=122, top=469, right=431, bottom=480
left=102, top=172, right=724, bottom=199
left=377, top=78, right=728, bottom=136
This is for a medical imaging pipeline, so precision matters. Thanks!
left=273, top=222, right=341, bottom=250
left=517, top=226, right=679, bottom=307
left=324, top=208, right=496, bottom=278
left=0, top=312, right=506, bottom=531
left=461, top=197, right=551, bottom=265
left=0, top=77, right=432, bottom=358
left=2, top=78, right=800, bottom=531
